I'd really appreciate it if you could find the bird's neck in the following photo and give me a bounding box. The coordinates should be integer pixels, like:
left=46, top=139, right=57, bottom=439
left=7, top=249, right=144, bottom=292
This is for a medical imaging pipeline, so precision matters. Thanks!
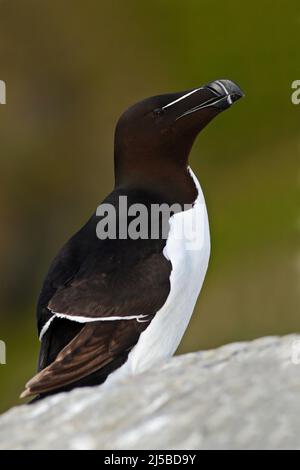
left=114, top=157, right=198, bottom=205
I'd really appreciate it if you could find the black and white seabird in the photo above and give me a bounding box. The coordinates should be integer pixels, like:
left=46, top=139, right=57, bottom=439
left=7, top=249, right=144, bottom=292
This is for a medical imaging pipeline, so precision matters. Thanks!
left=21, top=79, right=243, bottom=399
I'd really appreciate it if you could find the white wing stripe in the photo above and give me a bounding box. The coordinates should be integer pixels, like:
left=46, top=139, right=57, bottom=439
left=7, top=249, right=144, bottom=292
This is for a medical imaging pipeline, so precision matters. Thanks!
left=39, top=315, right=55, bottom=341
left=39, top=310, right=149, bottom=341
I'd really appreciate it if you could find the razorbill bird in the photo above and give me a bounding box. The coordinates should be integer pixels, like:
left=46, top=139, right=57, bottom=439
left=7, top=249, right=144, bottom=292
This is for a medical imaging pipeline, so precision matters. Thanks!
left=21, top=79, right=244, bottom=399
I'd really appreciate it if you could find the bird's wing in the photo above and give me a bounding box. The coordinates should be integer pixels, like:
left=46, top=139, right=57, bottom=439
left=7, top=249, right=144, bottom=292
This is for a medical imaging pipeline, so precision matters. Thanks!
left=23, top=224, right=171, bottom=397
left=21, top=318, right=151, bottom=398
left=48, top=248, right=171, bottom=316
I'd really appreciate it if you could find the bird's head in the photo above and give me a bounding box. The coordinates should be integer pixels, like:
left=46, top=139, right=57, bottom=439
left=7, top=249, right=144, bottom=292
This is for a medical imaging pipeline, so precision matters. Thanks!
left=114, top=79, right=244, bottom=200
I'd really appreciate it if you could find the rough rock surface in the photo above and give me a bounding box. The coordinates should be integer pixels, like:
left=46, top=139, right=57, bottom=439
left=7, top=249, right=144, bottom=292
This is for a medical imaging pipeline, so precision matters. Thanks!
left=0, top=334, right=300, bottom=450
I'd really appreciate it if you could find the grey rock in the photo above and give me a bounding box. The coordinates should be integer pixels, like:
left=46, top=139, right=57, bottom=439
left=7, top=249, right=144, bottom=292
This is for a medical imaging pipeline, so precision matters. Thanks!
left=1, top=334, right=300, bottom=450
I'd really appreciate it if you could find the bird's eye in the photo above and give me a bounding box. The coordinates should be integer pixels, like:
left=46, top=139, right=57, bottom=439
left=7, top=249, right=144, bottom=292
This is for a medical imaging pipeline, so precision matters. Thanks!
left=153, top=108, right=164, bottom=117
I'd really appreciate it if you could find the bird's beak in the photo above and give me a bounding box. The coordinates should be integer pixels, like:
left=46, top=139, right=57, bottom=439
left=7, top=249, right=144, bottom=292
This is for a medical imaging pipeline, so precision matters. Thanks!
left=163, top=79, right=244, bottom=121
left=197, top=79, right=243, bottom=110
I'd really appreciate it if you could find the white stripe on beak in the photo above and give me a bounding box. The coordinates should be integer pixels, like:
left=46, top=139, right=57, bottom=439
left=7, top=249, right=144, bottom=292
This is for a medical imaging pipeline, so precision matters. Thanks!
left=215, top=80, right=232, bottom=105
left=162, top=88, right=204, bottom=110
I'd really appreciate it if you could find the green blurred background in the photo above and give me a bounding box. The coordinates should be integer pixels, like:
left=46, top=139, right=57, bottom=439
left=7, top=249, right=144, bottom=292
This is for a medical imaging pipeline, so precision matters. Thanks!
left=0, top=0, right=299, bottom=412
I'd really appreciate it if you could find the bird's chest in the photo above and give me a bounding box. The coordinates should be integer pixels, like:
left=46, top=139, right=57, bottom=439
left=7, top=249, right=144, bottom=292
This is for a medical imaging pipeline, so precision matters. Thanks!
left=127, top=183, right=210, bottom=373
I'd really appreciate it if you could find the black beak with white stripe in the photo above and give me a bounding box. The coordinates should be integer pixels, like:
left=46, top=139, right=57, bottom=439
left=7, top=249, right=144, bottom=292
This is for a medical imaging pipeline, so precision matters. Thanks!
left=178, top=79, right=244, bottom=117
left=158, top=79, right=244, bottom=121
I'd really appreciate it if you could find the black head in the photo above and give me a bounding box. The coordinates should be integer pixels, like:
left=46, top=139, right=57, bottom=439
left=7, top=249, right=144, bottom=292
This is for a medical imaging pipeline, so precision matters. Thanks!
left=114, top=79, right=244, bottom=202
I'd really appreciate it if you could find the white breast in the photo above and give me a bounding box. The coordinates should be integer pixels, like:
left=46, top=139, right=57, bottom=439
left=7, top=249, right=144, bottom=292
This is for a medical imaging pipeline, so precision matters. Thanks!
left=104, top=167, right=210, bottom=385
